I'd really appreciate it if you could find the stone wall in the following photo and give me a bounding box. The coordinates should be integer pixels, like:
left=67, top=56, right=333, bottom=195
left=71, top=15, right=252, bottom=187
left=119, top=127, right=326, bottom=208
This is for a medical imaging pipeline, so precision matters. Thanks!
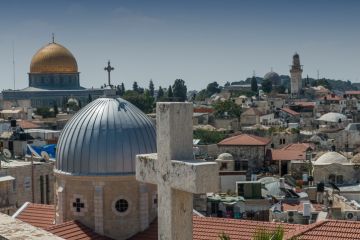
left=0, top=161, right=54, bottom=214
left=218, top=145, right=268, bottom=172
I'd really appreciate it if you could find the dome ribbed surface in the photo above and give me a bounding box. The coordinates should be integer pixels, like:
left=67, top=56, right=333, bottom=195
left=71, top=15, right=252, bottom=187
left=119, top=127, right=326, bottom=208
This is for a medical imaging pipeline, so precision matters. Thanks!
left=56, top=98, right=156, bottom=176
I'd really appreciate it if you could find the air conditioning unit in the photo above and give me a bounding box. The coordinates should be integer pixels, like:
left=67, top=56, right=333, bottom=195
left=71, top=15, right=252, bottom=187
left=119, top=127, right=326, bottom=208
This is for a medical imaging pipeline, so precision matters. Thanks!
left=344, top=211, right=358, bottom=221
left=287, top=210, right=297, bottom=223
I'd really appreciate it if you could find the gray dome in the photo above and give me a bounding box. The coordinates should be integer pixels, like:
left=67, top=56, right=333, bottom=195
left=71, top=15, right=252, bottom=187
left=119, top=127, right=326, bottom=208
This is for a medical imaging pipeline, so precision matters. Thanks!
left=264, top=71, right=280, bottom=85
left=56, top=98, right=156, bottom=176
left=314, top=152, right=349, bottom=165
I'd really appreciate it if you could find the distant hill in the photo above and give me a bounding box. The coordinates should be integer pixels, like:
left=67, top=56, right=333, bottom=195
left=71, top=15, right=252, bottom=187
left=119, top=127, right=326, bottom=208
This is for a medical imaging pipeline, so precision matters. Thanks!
left=230, top=75, right=357, bottom=92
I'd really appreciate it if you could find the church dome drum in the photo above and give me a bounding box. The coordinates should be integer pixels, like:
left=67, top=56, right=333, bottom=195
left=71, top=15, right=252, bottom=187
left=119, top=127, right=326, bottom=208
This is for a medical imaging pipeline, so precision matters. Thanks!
left=56, top=98, right=156, bottom=176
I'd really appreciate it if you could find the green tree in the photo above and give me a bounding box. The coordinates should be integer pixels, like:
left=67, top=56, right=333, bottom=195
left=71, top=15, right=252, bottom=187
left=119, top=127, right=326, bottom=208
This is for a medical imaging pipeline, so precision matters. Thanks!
left=87, top=94, right=93, bottom=103
left=195, top=89, right=208, bottom=101
left=261, top=79, right=273, bottom=93
left=172, top=79, right=187, bottom=102
left=133, top=81, right=139, bottom=92
left=252, top=227, right=284, bottom=240
left=53, top=102, right=59, bottom=116
left=251, top=76, right=258, bottom=93
left=123, top=90, right=154, bottom=113
left=36, top=107, right=53, bottom=118
left=121, top=82, right=125, bottom=94
left=224, top=81, right=231, bottom=87
left=206, top=81, right=220, bottom=96
left=167, top=85, right=173, bottom=100
left=311, top=78, right=332, bottom=90
left=157, top=86, right=164, bottom=100
left=194, top=129, right=225, bottom=145
left=218, top=232, right=231, bottom=240
left=213, top=99, right=242, bottom=118
left=149, top=79, right=155, bottom=97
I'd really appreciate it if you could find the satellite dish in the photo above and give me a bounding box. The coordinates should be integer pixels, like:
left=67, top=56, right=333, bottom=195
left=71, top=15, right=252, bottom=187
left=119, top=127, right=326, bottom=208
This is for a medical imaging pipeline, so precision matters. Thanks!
left=3, top=149, right=12, bottom=159
left=41, top=151, right=50, bottom=161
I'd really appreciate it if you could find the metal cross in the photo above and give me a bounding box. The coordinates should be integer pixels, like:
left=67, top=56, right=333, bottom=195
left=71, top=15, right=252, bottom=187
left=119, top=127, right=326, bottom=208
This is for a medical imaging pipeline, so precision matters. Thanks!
left=104, top=61, right=114, bottom=88
left=72, top=198, right=85, bottom=212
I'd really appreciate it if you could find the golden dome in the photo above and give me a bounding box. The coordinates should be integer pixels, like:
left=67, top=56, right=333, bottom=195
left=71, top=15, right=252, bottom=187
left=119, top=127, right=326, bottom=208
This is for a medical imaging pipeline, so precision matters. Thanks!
left=30, top=42, right=78, bottom=73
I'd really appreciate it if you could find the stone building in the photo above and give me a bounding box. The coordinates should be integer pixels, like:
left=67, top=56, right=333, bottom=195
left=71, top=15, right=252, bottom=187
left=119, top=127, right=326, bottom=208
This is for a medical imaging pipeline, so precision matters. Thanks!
left=54, top=97, right=157, bottom=240
left=290, top=53, right=303, bottom=97
left=217, top=134, right=271, bottom=174
left=0, top=159, right=54, bottom=214
left=312, top=151, right=359, bottom=185
left=1, top=39, right=105, bottom=109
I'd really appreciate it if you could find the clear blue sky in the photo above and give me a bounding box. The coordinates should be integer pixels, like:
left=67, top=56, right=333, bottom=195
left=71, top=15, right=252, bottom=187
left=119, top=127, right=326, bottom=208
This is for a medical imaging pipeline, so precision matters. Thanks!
left=0, top=0, right=359, bottom=90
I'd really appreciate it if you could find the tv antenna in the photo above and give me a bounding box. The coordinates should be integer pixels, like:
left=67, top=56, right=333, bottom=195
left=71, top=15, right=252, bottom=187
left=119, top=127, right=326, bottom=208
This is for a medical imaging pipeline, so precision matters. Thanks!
left=12, top=41, right=15, bottom=90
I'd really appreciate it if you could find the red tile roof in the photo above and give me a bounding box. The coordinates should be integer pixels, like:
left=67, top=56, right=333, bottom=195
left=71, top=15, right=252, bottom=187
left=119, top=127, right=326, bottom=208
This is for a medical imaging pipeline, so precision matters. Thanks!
left=345, top=90, right=360, bottom=95
left=287, top=220, right=360, bottom=240
left=271, top=149, right=305, bottom=161
left=218, top=134, right=271, bottom=146
left=281, top=108, right=300, bottom=116
left=18, top=120, right=41, bottom=129
left=322, top=94, right=343, bottom=101
left=194, top=107, right=214, bottom=113
left=46, top=220, right=113, bottom=240
left=14, top=203, right=110, bottom=240
left=293, top=102, right=316, bottom=108
left=15, top=203, right=55, bottom=229
left=15, top=203, right=360, bottom=240
left=271, top=143, right=314, bottom=161
left=130, top=216, right=303, bottom=240
left=282, top=143, right=314, bottom=152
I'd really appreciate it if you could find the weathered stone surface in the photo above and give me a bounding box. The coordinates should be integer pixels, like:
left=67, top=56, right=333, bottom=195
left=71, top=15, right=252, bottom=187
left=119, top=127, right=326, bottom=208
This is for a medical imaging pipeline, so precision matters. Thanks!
left=136, top=102, right=219, bottom=240
left=0, top=213, right=62, bottom=239
left=136, top=154, right=218, bottom=193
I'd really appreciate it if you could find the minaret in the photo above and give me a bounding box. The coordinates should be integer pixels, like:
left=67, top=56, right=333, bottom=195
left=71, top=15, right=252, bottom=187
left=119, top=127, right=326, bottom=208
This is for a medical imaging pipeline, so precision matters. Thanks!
left=290, top=53, right=303, bottom=97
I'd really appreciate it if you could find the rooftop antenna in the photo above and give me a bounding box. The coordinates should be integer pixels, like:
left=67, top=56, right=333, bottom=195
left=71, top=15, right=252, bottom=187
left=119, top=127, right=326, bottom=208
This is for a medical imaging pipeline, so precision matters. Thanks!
left=12, top=41, right=15, bottom=90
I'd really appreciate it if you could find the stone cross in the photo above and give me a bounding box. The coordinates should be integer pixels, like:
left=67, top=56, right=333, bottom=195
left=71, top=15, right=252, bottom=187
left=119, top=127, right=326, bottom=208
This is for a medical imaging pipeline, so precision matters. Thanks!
left=136, top=102, right=219, bottom=240
left=104, top=61, right=114, bottom=87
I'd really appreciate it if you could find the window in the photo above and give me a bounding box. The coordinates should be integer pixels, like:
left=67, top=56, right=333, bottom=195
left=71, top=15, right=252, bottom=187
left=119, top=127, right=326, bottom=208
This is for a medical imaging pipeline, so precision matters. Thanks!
left=12, top=179, right=16, bottom=193
left=40, top=175, right=44, bottom=204
left=115, top=199, right=129, bottom=213
left=336, top=175, right=344, bottom=185
left=241, top=161, right=248, bottom=171
left=328, top=174, right=336, bottom=183
left=237, top=184, right=245, bottom=196
left=234, top=160, right=241, bottom=171
left=45, top=175, right=50, bottom=204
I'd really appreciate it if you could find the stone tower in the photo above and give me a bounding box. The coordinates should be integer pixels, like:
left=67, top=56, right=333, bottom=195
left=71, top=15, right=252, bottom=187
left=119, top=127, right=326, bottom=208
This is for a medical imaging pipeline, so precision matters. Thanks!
left=290, top=53, right=303, bottom=96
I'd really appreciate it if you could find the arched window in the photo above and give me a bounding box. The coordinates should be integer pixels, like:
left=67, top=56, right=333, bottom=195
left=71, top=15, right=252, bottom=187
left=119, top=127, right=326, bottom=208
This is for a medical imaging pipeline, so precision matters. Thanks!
left=328, top=174, right=336, bottom=183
